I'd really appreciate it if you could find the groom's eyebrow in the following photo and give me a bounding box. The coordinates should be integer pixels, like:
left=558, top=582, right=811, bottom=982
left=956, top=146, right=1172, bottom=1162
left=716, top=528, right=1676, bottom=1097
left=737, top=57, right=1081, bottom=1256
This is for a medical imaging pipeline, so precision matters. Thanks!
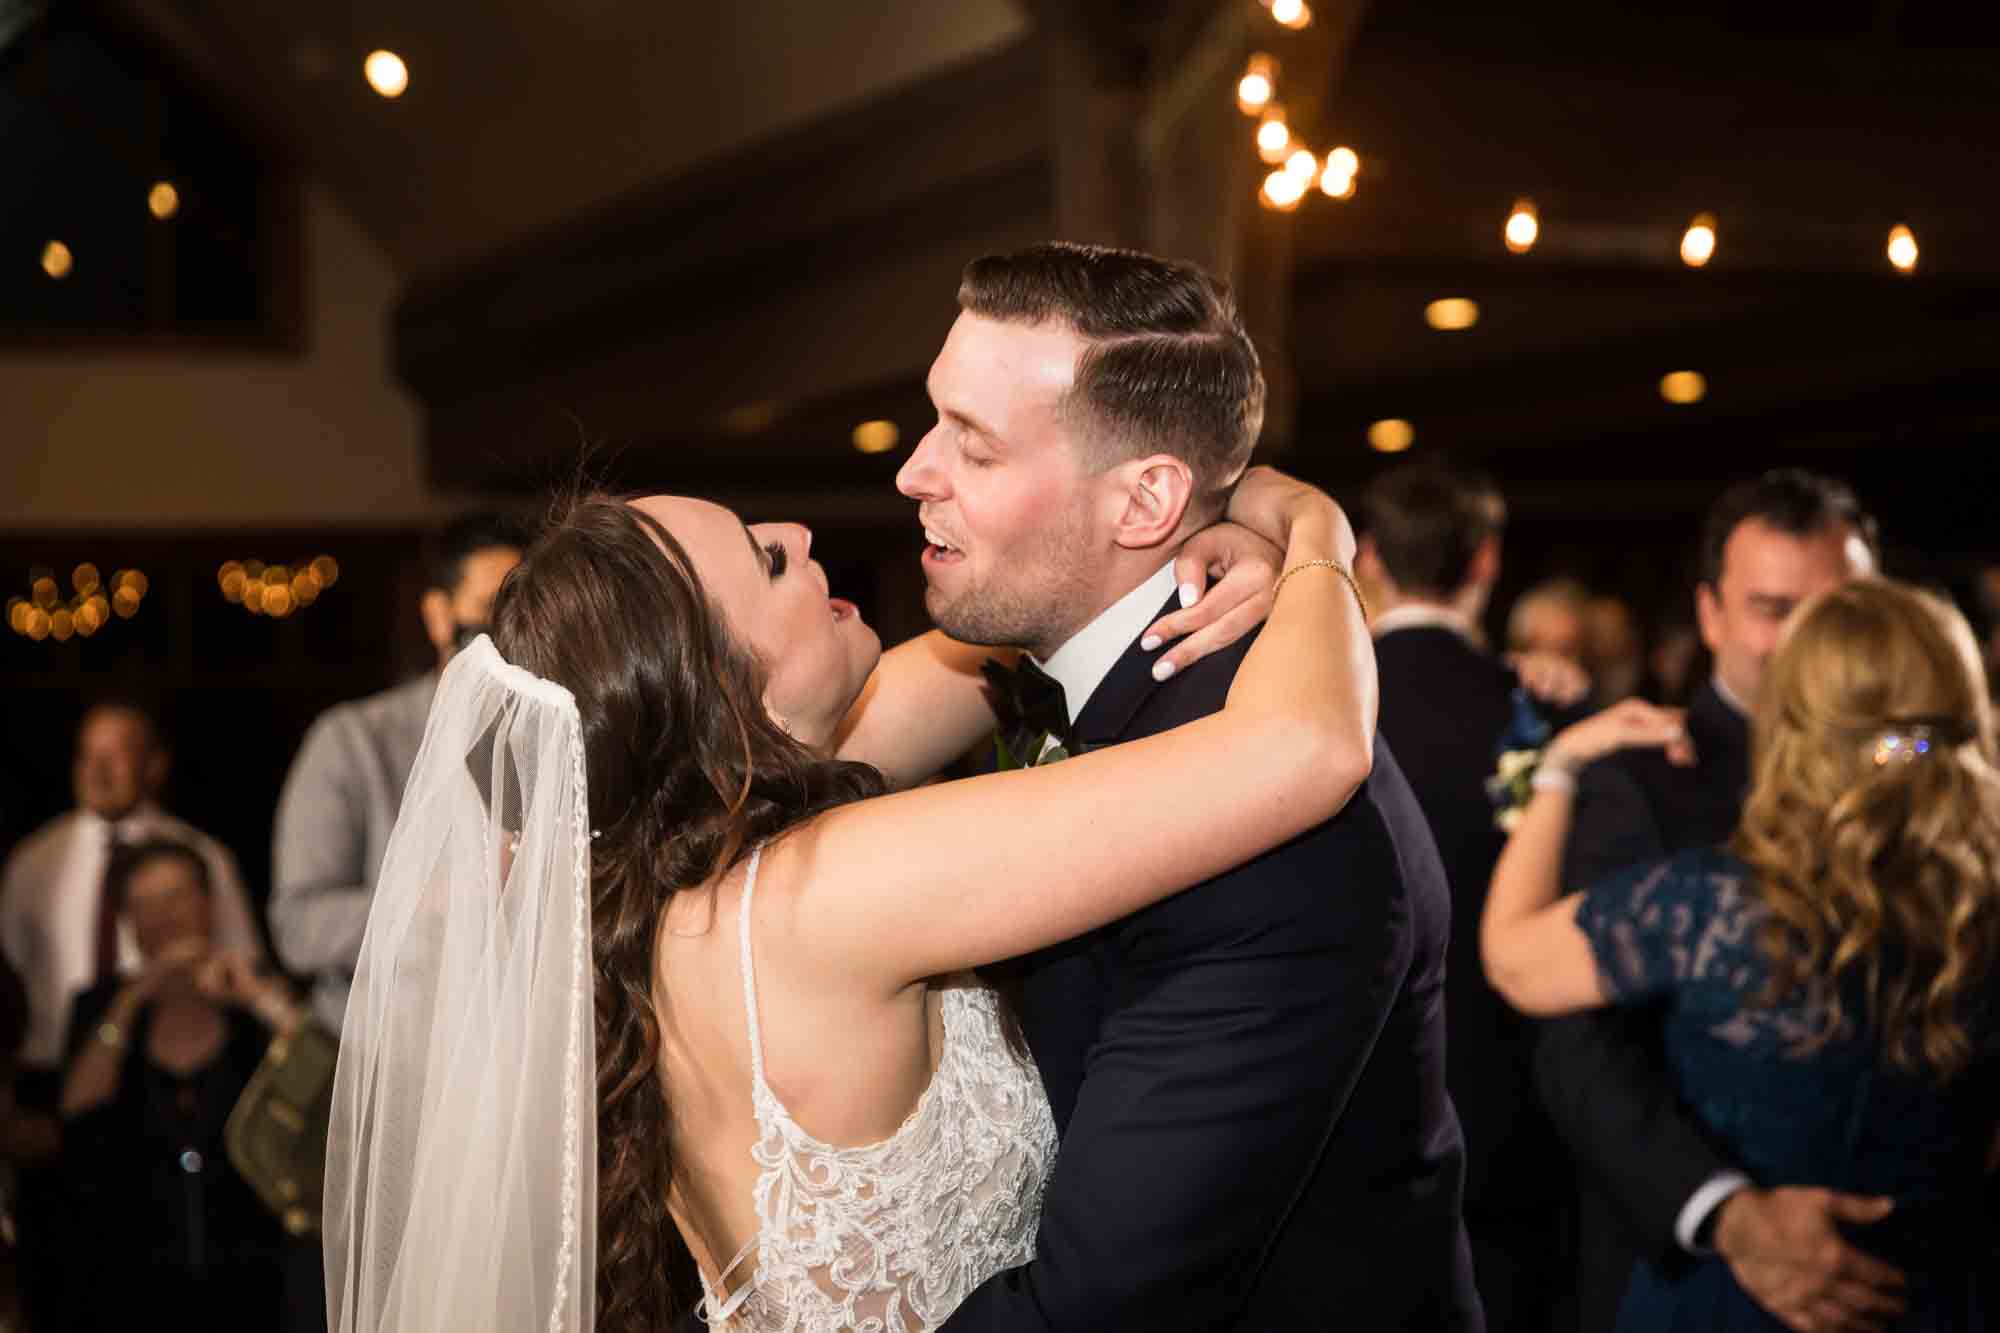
left=739, top=519, right=764, bottom=564
left=942, top=407, right=997, bottom=441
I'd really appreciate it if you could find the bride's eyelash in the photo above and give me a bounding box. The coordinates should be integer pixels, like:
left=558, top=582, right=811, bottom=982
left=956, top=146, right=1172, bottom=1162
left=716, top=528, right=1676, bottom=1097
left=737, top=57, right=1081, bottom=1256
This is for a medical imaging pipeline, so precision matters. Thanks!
left=764, top=541, right=788, bottom=578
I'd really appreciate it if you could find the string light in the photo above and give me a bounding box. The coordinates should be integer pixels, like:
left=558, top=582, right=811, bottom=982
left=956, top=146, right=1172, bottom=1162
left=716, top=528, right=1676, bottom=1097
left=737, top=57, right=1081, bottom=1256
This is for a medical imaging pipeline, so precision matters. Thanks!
left=1255, top=107, right=1290, bottom=163
left=1887, top=224, right=1918, bottom=273
left=1318, top=166, right=1355, bottom=199
left=1680, top=213, right=1717, bottom=268
left=1325, top=146, right=1359, bottom=179
left=41, top=241, right=73, bottom=279
left=1425, top=298, right=1480, bottom=331
left=219, top=555, right=340, bottom=617
left=9, top=563, right=145, bottom=640
left=364, top=50, right=409, bottom=99
left=147, top=182, right=180, bottom=220
left=1368, top=419, right=1415, bottom=452
left=1260, top=168, right=1307, bottom=211
left=1504, top=200, right=1539, bottom=254
left=1236, top=54, right=1277, bottom=115
left=1660, top=371, right=1707, bottom=404
left=1284, top=148, right=1318, bottom=180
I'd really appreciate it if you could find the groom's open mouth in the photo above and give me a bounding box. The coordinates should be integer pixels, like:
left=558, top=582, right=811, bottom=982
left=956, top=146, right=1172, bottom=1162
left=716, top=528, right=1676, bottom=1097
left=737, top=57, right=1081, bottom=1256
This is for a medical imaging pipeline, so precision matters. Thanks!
left=922, top=528, right=965, bottom=568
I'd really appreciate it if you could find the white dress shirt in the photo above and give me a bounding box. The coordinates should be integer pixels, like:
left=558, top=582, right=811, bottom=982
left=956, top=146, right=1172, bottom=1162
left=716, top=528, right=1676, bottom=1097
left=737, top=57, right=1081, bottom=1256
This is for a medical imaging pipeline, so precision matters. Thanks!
left=0, top=805, right=262, bottom=1068
left=1035, top=561, right=1181, bottom=735
left=1370, top=601, right=1484, bottom=649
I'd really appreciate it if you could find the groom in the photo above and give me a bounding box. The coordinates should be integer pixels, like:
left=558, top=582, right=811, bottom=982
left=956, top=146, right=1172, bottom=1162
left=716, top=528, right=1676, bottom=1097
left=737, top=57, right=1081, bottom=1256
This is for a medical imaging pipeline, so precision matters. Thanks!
left=907, top=244, right=1483, bottom=1331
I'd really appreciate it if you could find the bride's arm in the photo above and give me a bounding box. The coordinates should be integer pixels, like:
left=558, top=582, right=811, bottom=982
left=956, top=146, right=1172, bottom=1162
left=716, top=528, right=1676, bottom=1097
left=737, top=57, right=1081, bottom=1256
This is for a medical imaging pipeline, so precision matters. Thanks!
left=832, top=525, right=1284, bottom=789
left=784, top=470, right=1375, bottom=989
left=831, top=631, right=1009, bottom=790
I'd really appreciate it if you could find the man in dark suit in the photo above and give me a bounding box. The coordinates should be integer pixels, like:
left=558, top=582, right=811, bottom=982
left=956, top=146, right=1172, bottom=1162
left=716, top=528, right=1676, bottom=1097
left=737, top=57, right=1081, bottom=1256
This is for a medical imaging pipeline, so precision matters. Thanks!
left=904, top=242, right=1481, bottom=1330
left=1357, top=461, right=1590, bottom=1332
left=1539, top=469, right=1900, bottom=1333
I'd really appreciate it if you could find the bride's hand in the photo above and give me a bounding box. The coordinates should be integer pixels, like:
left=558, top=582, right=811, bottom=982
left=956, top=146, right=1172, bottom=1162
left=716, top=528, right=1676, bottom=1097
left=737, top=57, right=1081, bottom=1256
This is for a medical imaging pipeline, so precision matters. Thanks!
left=1139, top=522, right=1282, bottom=677
left=1225, top=467, right=1356, bottom=564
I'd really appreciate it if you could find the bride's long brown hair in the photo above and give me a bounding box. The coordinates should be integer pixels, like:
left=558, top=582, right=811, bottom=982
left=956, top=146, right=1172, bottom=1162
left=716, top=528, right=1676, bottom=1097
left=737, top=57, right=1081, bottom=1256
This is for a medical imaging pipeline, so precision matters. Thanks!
left=1733, top=578, right=2000, bottom=1081
left=492, top=493, right=887, bottom=1331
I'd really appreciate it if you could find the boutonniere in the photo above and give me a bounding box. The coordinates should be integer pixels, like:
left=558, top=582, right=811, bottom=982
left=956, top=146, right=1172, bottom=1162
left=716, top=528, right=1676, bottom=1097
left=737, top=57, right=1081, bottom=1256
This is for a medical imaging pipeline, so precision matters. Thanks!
left=1484, top=687, right=1557, bottom=832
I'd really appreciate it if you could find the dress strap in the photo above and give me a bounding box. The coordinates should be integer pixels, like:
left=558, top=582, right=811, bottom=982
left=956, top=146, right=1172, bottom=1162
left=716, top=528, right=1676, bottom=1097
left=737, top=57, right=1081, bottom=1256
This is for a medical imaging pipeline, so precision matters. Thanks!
left=696, top=1234, right=760, bottom=1325
left=737, top=845, right=767, bottom=1094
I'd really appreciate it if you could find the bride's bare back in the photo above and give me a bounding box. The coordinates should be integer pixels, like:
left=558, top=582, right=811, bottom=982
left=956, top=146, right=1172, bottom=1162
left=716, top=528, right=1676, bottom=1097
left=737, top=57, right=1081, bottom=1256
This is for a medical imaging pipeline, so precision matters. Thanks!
left=656, top=839, right=1056, bottom=1330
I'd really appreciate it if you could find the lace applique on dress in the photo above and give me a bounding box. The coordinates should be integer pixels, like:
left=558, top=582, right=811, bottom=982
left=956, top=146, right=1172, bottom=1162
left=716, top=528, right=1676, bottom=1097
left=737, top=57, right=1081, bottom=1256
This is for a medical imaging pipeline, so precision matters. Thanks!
left=699, top=847, right=1058, bottom=1332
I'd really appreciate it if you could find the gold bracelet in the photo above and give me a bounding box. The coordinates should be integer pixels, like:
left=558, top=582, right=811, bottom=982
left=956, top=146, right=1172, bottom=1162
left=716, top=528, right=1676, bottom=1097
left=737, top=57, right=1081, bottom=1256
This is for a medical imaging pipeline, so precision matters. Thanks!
left=1273, top=559, right=1368, bottom=621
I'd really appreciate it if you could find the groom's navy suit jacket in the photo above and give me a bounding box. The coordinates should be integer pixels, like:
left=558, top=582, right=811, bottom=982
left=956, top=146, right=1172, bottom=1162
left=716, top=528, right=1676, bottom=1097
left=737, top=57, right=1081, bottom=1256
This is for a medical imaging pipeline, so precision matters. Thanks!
left=941, top=601, right=1484, bottom=1332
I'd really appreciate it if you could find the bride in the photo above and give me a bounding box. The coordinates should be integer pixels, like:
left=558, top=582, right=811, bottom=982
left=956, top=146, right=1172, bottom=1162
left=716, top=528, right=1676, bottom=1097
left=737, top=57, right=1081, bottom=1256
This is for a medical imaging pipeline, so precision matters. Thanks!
left=324, top=466, right=1375, bottom=1333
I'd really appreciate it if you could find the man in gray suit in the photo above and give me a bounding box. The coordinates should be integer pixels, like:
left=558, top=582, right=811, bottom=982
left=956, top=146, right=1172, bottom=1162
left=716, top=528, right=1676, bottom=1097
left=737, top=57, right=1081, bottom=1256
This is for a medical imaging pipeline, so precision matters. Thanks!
left=271, top=510, right=527, bottom=1032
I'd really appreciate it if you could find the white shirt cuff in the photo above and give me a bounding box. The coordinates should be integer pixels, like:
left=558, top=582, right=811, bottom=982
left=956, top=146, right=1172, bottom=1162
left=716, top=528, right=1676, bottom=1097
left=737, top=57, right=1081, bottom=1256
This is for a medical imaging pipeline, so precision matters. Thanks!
left=1676, top=1171, right=1753, bottom=1254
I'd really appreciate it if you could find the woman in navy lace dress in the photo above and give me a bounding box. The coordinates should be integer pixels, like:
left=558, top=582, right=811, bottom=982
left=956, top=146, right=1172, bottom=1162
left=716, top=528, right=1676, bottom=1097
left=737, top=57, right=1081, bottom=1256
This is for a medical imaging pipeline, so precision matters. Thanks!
left=1483, top=578, right=2000, bottom=1332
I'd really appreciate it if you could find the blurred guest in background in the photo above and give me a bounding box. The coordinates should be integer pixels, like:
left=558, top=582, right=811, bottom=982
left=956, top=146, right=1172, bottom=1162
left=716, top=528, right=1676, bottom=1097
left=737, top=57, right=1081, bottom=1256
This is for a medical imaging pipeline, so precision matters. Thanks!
left=0, top=698, right=261, bottom=1332
left=1485, top=578, right=1999, bottom=1331
left=61, top=838, right=304, bottom=1332
left=1359, top=459, right=1589, bottom=1332
left=271, top=509, right=527, bottom=1034
left=1585, top=595, right=1646, bottom=704
left=1508, top=577, right=1590, bottom=665
left=1534, top=469, right=1885, bottom=1333
left=1647, top=613, right=1703, bottom=707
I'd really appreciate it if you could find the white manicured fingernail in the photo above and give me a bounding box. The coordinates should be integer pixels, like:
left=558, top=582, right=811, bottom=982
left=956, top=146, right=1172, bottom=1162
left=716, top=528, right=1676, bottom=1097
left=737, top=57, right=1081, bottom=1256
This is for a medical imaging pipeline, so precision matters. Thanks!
left=1140, top=635, right=1162, bottom=652
left=1152, top=658, right=1177, bottom=682
left=1178, top=582, right=1198, bottom=609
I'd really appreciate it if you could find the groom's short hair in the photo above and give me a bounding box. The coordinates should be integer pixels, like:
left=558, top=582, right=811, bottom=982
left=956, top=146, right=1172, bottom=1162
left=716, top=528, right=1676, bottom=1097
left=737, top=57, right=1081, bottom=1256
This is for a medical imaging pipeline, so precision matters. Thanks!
left=957, top=242, right=1265, bottom=519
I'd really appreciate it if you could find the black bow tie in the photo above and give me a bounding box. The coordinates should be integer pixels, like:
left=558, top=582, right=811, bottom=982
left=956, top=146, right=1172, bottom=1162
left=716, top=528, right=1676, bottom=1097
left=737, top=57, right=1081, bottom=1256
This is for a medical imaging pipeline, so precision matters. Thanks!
left=981, top=657, right=1075, bottom=767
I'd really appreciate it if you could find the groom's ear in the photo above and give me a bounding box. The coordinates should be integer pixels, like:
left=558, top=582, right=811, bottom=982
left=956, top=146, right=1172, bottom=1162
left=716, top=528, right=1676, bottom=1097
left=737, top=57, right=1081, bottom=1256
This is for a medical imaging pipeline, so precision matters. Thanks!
left=1107, top=454, right=1196, bottom=550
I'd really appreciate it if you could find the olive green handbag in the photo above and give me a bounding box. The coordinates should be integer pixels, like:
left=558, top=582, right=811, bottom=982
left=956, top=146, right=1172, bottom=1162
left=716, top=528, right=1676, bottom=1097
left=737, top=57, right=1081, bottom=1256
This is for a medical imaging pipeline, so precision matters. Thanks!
left=224, top=1018, right=338, bottom=1237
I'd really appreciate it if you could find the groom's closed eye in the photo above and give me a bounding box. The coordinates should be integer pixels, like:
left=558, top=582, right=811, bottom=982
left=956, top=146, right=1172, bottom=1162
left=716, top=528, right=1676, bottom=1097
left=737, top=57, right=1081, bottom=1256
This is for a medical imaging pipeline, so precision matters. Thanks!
left=764, top=541, right=789, bottom=578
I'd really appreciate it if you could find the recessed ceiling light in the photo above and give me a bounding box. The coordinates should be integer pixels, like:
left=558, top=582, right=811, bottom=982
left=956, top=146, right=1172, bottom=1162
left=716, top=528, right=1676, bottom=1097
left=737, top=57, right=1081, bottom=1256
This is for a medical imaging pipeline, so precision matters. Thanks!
left=1424, top=298, right=1479, bottom=331
left=852, top=420, right=900, bottom=454
left=1367, top=419, right=1414, bottom=452
left=1659, top=371, right=1707, bottom=405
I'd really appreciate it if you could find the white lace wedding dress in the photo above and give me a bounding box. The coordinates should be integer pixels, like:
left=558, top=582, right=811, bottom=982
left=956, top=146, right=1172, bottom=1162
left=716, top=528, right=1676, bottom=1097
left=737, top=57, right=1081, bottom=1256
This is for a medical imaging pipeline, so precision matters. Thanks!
left=698, top=846, right=1059, bottom=1332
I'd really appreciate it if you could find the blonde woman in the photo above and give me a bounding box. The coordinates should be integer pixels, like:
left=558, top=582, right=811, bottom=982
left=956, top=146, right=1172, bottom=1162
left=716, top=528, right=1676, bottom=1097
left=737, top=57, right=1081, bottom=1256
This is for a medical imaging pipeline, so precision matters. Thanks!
left=1483, top=578, right=2000, bottom=1332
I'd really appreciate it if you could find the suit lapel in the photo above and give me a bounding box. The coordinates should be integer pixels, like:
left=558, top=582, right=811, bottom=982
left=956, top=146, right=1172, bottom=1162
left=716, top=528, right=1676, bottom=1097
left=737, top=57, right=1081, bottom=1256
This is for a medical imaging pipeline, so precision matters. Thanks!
left=1072, top=591, right=1183, bottom=750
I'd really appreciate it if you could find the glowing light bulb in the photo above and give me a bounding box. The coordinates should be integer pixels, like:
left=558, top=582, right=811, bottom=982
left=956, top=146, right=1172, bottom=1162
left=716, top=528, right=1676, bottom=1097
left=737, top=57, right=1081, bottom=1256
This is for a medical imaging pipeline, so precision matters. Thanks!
left=1887, top=224, right=1918, bottom=273
left=1236, top=54, right=1277, bottom=115
left=1659, top=371, right=1707, bottom=405
left=1504, top=200, right=1538, bottom=254
left=1368, top=419, right=1415, bottom=453
left=148, top=182, right=179, bottom=220
left=1318, top=169, right=1354, bottom=200
left=1324, top=146, right=1359, bottom=179
left=1284, top=148, right=1318, bottom=180
left=364, top=50, right=408, bottom=99
left=42, top=240, right=73, bottom=279
left=1260, top=169, right=1307, bottom=211
left=1256, top=107, right=1290, bottom=163
left=1424, top=298, right=1479, bottom=331
left=1270, top=0, right=1312, bottom=30
left=1680, top=213, right=1717, bottom=268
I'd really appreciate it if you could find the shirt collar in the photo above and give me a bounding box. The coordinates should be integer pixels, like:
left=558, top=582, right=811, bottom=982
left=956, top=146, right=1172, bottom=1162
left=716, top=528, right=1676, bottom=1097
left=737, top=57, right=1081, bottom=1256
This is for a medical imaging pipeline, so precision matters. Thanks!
left=1710, top=672, right=1751, bottom=718
left=1371, top=601, right=1482, bottom=647
left=1035, top=561, right=1179, bottom=725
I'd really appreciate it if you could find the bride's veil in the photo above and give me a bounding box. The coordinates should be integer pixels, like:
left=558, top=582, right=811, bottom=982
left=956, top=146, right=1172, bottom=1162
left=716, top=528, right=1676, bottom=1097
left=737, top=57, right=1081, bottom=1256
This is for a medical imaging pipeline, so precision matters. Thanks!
left=325, top=635, right=596, bottom=1332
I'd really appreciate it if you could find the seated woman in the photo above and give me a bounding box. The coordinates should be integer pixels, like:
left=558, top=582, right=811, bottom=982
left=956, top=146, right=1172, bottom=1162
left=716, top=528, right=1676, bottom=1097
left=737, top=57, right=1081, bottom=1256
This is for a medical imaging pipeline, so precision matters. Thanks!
left=60, top=838, right=305, bottom=1332
left=1483, top=578, right=2000, bottom=1331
